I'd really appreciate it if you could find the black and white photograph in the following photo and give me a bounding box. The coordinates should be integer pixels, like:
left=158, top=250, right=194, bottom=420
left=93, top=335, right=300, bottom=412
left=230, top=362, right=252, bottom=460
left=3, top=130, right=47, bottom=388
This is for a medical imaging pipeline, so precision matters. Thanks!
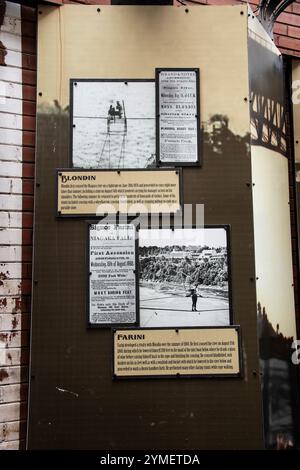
left=71, top=80, right=156, bottom=169
left=139, top=227, right=231, bottom=327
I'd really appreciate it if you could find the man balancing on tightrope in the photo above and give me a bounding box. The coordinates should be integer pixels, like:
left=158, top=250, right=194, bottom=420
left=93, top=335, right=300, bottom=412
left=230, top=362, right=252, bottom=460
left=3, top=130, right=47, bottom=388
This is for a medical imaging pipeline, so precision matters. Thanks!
left=191, top=285, right=203, bottom=312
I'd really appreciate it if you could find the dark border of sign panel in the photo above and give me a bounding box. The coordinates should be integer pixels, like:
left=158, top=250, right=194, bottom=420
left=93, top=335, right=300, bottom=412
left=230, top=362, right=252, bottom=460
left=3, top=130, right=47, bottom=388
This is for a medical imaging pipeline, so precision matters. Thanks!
left=112, top=325, right=243, bottom=380
left=155, top=68, right=201, bottom=167
left=86, top=221, right=140, bottom=329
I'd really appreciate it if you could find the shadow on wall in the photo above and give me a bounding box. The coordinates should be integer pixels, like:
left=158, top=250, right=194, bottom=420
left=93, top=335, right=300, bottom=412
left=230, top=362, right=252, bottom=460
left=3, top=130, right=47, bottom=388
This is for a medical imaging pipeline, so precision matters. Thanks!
left=201, top=114, right=250, bottom=158
left=257, top=302, right=300, bottom=449
left=38, top=103, right=251, bottom=167
left=248, top=36, right=286, bottom=157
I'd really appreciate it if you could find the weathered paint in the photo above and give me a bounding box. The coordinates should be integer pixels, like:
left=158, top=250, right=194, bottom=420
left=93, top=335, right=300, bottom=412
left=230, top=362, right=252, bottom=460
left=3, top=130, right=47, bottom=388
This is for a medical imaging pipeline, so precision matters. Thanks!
left=0, top=1, right=29, bottom=450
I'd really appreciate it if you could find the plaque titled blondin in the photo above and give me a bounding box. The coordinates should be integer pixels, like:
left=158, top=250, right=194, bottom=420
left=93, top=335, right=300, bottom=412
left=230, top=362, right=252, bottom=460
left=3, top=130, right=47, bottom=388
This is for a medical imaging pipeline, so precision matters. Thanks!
left=88, top=223, right=138, bottom=327
left=57, top=169, right=181, bottom=216
left=156, top=68, right=200, bottom=166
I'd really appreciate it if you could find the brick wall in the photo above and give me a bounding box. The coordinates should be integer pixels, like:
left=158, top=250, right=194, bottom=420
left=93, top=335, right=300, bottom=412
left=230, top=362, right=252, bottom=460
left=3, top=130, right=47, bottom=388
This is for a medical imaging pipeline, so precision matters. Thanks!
left=0, top=0, right=36, bottom=450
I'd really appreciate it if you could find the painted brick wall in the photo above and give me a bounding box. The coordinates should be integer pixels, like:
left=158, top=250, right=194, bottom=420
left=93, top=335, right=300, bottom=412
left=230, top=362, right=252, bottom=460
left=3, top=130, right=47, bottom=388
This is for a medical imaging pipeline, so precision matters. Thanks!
left=0, top=0, right=36, bottom=450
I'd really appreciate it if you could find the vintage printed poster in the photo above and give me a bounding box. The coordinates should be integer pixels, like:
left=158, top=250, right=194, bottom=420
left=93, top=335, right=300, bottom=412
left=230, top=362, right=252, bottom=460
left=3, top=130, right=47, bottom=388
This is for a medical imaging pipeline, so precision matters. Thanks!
left=157, top=69, right=199, bottom=164
left=88, top=224, right=137, bottom=326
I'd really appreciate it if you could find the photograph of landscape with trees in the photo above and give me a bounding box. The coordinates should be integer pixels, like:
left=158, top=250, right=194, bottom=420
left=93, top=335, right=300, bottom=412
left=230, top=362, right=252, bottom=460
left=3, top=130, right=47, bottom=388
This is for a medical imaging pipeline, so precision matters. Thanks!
left=139, top=227, right=231, bottom=327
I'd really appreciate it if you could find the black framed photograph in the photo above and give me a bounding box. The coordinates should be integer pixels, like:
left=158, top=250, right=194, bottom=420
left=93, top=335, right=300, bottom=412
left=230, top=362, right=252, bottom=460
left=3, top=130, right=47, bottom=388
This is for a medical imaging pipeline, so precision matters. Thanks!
left=156, top=68, right=201, bottom=166
left=138, top=225, right=232, bottom=328
left=70, top=79, right=156, bottom=169
left=87, top=222, right=139, bottom=328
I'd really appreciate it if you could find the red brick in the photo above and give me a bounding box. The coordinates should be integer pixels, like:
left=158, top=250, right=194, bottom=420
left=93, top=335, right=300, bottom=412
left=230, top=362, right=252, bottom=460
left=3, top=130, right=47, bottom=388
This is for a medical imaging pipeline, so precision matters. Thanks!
left=22, top=70, right=37, bottom=86
left=22, top=147, right=35, bottom=163
left=23, top=101, right=36, bottom=117
left=21, top=5, right=37, bottom=22
left=23, top=116, right=36, bottom=132
left=274, top=23, right=288, bottom=36
left=23, top=131, right=36, bottom=147
left=23, top=85, right=36, bottom=102
left=22, top=21, right=37, bottom=38
left=22, top=214, right=33, bottom=229
left=21, top=247, right=33, bottom=263
left=287, top=25, right=300, bottom=39
left=277, top=12, right=300, bottom=28
left=22, top=53, right=37, bottom=71
left=22, top=37, right=37, bottom=55
left=22, top=163, right=35, bottom=179
left=22, top=179, right=34, bottom=195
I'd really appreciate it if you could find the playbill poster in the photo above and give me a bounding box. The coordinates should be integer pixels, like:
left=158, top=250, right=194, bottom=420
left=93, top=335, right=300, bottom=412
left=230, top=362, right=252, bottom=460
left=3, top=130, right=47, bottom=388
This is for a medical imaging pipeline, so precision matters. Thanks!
left=157, top=69, right=200, bottom=165
left=88, top=224, right=137, bottom=326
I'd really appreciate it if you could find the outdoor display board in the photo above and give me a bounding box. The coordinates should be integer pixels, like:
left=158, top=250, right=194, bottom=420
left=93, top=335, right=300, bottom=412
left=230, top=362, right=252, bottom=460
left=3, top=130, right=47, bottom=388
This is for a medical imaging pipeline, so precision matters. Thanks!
left=29, top=4, right=264, bottom=450
left=156, top=68, right=200, bottom=166
left=57, top=169, right=181, bottom=216
left=88, top=223, right=138, bottom=327
left=70, top=79, right=156, bottom=169
left=113, top=327, right=241, bottom=378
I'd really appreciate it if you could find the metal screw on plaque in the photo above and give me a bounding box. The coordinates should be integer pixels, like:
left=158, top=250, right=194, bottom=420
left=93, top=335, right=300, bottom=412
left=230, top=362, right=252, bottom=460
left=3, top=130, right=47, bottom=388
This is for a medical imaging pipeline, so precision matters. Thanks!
left=124, top=81, right=128, bottom=86
left=117, top=171, right=121, bottom=175
left=175, top=329, right=179, bottom=333
left=89, top=272, right=92, bottom=276
left=185, top=9, right=189, bottom=13
left=296, top=141, right=299, bottom=144
left=244, top=97, right=248, bottom=102
left=240, top=11, right=244, bottom=15
left=252, top=370, right=257, bottom=376
left=97, top=8, right=101, bottom=13
left=39, top=92, right=43, bottom=97
left=73, top=124, right=76, bottom=128
left=74, top=82, right=77, bottom=87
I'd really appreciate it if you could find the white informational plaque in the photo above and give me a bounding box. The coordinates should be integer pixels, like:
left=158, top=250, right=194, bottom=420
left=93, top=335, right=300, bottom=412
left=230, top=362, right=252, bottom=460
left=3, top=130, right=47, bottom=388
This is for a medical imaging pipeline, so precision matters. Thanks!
left=88, top=223, right=138, bottom=327
left=156, top=68, right=200, bottom=166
